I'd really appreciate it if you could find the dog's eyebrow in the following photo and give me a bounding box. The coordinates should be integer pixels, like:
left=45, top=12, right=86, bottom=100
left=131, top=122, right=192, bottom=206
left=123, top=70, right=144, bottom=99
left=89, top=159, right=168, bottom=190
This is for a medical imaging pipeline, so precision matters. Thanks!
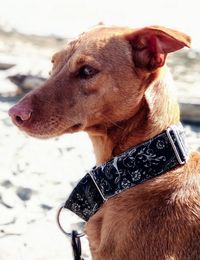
left=68, top=55, right=101, bottom=74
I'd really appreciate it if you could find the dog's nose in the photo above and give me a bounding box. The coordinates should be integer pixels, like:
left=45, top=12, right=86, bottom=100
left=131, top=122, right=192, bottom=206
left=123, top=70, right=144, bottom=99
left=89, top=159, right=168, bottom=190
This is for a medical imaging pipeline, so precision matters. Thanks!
left=8, top=105, right=32, bottom=126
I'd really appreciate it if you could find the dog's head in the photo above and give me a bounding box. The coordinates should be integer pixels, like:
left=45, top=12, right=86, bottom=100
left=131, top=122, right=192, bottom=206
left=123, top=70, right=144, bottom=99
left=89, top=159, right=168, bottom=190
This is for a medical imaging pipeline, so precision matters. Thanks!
left=8, top=25, right=190, bottom=138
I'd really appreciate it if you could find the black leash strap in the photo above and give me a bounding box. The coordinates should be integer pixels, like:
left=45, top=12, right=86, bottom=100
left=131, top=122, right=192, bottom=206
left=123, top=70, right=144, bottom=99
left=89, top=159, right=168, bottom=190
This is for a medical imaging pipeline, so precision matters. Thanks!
left=71, top=230, right=84, bottom=260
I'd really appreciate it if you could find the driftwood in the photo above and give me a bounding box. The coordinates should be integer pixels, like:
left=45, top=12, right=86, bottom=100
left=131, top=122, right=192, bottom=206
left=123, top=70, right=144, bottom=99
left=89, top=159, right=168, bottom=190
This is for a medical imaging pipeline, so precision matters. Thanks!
left=0, top=62, right=15, bottom=70
left=7, top=74, right=46, bottom=92
left=179, top=98, right=200, bottom=123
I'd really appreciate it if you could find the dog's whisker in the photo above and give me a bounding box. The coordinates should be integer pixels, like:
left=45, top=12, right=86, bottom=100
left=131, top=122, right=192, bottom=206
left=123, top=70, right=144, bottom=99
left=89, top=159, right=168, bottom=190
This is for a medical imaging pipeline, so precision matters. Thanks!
left=101, top=114, right=123, bottom=129
left=65, top=117, right=78, bottom=125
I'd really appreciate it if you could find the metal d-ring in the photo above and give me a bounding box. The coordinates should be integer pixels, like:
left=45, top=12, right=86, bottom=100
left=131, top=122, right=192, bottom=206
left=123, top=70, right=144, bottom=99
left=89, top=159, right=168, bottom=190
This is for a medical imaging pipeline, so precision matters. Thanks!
left=56, top=206, right=85, bottom=238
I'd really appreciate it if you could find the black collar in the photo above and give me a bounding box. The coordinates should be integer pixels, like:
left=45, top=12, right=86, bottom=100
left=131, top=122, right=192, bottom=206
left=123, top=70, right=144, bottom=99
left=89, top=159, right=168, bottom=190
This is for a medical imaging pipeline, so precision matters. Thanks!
left=64, top=123, right=188, bottom=221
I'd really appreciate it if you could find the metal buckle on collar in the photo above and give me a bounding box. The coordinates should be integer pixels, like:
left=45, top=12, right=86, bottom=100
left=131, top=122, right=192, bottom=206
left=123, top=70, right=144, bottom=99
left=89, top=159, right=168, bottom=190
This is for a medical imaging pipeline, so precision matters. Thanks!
left=88, top=172, right=107, bottom=201
left=166, top=125, right=188, bottom=165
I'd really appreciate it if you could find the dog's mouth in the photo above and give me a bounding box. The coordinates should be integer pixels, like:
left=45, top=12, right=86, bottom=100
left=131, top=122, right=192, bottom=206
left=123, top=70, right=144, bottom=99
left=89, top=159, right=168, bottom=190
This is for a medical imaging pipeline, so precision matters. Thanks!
left=13, top=120, right=84, bottom=139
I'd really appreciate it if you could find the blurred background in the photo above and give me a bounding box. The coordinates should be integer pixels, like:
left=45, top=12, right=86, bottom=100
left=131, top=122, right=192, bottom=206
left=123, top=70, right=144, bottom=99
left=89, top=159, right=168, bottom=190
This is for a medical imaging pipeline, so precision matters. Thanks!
left=0, top=0, right=199, bottom=259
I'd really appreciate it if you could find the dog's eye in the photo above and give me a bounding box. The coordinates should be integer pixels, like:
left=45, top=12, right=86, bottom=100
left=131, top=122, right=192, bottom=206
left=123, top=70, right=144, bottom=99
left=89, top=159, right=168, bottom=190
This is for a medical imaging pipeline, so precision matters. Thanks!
left=78, top=65, right=98, bottom=79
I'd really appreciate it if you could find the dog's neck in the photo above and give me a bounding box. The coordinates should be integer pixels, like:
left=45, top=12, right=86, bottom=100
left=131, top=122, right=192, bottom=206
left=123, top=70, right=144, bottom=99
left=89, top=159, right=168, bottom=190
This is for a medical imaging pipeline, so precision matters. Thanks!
left=88, top=68, right=180, bottom=165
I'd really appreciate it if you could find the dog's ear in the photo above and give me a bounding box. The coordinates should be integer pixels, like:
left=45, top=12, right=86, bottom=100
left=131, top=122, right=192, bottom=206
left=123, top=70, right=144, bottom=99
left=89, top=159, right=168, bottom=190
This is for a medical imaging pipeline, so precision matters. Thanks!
left=126, top=26, right=191, bottom=71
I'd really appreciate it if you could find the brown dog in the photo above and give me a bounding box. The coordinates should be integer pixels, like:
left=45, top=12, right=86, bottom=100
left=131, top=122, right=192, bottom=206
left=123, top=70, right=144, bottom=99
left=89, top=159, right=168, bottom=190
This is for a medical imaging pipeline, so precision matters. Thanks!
left=9, top=25, right=200, bottom=259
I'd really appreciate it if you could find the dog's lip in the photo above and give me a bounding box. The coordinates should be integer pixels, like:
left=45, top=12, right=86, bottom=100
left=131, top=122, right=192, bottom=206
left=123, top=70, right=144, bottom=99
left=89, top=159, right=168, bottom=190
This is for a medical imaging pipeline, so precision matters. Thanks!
left=11, top=116, right=84, bottom=137
left=21, top=123, right=84, bottom=137
left=15, top=125, right=66, bottom=139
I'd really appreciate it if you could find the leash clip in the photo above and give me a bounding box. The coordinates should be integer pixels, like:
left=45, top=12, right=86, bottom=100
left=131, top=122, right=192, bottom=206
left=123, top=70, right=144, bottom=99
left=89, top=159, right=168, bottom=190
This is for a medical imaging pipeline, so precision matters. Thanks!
left=71, top=230, right=84, bottom=260
left=57, top=206, right=85, bottom=238
left=57, top=206, right=85, bottom=260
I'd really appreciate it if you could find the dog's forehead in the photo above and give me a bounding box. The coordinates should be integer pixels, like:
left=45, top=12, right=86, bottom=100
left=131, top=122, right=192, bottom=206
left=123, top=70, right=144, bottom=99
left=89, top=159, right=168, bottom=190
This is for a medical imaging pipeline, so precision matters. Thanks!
left=67, top=26, right=133, bottom=51
left=53, top=26, right=134, bottom=65
left=82, top=26, right=132, bottom=39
